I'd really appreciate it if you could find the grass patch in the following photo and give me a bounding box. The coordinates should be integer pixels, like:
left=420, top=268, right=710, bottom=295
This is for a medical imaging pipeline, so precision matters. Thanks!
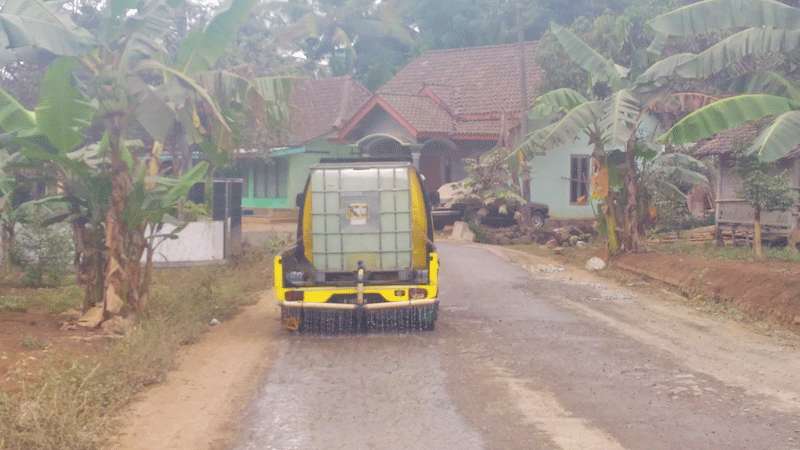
left=0, top=244, right=273, bottom=450
left=0, top=285, right=83, bottom=315
left=656, top=242, right=800, bottom=263
left=0, top=297, right=28, bottom=313
left=19, top=336, right=48, bottom=351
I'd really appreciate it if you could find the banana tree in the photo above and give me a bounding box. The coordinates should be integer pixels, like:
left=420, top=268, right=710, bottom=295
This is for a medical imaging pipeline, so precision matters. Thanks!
left=0, top=0, right=257, bottom=316
left=0, top=150, right=24, bottom=273
left=0, top=55, right=197, bottom=312
left=0, top=50, right=107, bottom=302
left=517, top=23, right=716, bottom=253
left=654, top=0, right=800, bottom=164
left=519, top=89, right=636, bottom=253
left=641, top=0, right=800, bottom=256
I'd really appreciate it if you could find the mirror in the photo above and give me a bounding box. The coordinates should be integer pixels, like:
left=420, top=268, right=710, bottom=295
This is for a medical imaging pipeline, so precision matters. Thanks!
left=295, top=193, right=305, bottom=208
left=427, top=191, right=441, bottom=206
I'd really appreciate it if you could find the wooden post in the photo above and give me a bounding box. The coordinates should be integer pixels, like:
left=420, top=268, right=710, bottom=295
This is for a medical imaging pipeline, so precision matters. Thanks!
left=516, top=0, right=531, bottom=202
left=791, top=159, right=800, bottom=252
left=754, top=207, right=764, bottom=259
left=715, top=156, right=725, bottom=247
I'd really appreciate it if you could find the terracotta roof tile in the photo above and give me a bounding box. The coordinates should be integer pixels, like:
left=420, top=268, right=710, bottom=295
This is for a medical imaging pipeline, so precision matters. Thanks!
left=694, top=122, right=762, bottom=157
left=288, top=76, right=372, bottom=146
left=454, top=119, right=504, bottom=136
left=693, top=118, right=800, bottom=160
left=338, top=42, right=542, bottom=140
left=379, top=94, right=455, bottom=134
left=379, top=42, right=542, bottom=120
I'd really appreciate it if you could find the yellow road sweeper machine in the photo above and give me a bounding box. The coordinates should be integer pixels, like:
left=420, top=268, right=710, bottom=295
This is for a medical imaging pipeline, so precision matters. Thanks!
left=274, top=158, right=439, bottom=333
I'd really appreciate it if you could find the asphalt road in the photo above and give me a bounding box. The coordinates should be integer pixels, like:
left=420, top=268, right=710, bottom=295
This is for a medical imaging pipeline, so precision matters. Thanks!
left=234, top=243, right=800, bottom=450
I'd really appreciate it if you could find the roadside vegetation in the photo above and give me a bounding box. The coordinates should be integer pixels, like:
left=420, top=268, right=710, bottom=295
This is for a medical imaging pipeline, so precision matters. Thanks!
left=0, top=244, right=272, bottom=450
left=656, top=242, right=800, bottom=263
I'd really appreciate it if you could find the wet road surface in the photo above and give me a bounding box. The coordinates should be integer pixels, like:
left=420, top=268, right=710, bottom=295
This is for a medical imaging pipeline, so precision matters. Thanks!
left=234, top=243, right=800, bottom=450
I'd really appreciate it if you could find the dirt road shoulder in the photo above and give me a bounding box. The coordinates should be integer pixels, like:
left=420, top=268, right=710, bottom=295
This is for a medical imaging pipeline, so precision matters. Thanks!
left=485, top=244, right=800, bottom=414
left=112, top=292, right=281, bottom=450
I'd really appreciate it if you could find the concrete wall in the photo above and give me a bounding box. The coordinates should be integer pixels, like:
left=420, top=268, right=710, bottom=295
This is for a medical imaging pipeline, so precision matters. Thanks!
left=150, top=221, right=225, bottom=264
left=528, top=134, right=595, bottom=220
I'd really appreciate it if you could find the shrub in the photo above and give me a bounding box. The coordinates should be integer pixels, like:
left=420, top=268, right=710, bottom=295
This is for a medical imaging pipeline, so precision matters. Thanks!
left=20, top=335, right=48, bottom=351
left=652, top=188, right=714, bottom=232
left=12, top=211, right=74, bottom=287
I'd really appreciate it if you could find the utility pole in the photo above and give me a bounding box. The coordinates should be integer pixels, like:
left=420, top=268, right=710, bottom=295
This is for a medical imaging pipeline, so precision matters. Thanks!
left=517, top=1, right=529, bottom=139
left=517, top=0, right=532, bottom=201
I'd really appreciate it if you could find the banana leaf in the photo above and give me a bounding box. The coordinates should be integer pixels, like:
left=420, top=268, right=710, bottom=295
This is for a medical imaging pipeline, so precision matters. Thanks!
left=748, top=110, right=800, bottom=162
left=649, top=0, right=800, bottom=37
left=660, top=94, right=798, bottom=144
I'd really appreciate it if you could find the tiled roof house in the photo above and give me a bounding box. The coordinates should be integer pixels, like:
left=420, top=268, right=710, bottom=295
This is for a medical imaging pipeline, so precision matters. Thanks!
left=242, top=42, right=599, bottom=221
left=338, top=42, right=543, bottom=191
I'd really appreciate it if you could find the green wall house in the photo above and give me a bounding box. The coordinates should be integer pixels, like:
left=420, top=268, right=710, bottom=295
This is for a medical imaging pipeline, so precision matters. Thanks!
left=337, top=42, right=540, bottom=194
left=524, top=114, right=661, bottom=221
left=237, top=76, right=372, bottom=212
left=238, top=141, right=358, bottom=210
left=527, top=134, right=595, bottom=220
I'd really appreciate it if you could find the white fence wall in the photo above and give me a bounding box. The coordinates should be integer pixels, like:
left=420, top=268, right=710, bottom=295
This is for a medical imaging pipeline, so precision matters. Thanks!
left=149, top=221, right=225, bottom=264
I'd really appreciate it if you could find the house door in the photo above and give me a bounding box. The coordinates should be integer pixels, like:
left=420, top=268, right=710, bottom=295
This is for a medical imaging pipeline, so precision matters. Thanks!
left=419, top=151, right=444, bottom=191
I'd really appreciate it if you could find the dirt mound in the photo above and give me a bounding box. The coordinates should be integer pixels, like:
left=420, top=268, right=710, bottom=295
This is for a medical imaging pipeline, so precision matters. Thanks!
left=615, top=253, right=800, bottom=328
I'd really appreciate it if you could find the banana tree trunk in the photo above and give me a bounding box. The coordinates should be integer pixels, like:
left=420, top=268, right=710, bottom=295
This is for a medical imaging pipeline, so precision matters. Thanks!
left=104, top=116, right=141, bottom=316
left=604, top=196, right=620, bottom=255
left=72, top=221, right=105, bottom=312
left=623, top=139, right=642, bottom=252
left=753, top=207, right=764, bottom=259
left=592, top=150, right=620, bottom=256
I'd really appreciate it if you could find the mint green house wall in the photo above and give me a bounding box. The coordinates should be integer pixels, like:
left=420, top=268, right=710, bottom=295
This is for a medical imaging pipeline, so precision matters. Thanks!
left=527, top=115, right=660, bottom=220
left=241, top=138, right=357, bottom=211
left=528, top=135, right=595, bottom=220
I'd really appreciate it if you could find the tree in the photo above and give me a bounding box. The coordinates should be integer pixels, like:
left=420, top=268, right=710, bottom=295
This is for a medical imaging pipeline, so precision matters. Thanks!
left=269, top=0, right=416, bottom=89
left=407, top=0, right=650, bottom=53
left=0, top=0, right=259, bottom=318
left=458, top=147, right=528, bottom=220
left=516, top=23, right=715, bottom=254
left=736, top=154, right=795, bottom=258
left=0, top=62, right=211, bottom=313
left=533, top=0, right=691, bottom=94
left=656, top=0, right=800, bottom=163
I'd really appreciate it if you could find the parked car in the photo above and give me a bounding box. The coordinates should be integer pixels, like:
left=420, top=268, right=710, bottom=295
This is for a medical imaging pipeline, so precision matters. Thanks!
left=431, top=181, right=549, bottom=230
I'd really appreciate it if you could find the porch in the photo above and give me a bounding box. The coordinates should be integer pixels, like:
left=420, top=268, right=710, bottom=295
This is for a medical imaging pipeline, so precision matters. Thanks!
left=357, top=133, right=491, bottom=192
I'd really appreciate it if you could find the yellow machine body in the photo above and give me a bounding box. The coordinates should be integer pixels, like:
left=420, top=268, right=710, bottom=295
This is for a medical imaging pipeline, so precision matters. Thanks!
left=274, top=159, right=439, bottom=332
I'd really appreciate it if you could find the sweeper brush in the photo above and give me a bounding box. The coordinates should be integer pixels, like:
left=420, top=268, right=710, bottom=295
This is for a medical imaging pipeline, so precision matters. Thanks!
left=281, top=301, right=438, bottom=335
left=274, top=158, right=440, bottom=335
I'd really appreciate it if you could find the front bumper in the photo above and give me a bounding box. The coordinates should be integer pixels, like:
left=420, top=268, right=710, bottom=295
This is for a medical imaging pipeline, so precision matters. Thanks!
left=281, top=298, right=438, bottom=311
